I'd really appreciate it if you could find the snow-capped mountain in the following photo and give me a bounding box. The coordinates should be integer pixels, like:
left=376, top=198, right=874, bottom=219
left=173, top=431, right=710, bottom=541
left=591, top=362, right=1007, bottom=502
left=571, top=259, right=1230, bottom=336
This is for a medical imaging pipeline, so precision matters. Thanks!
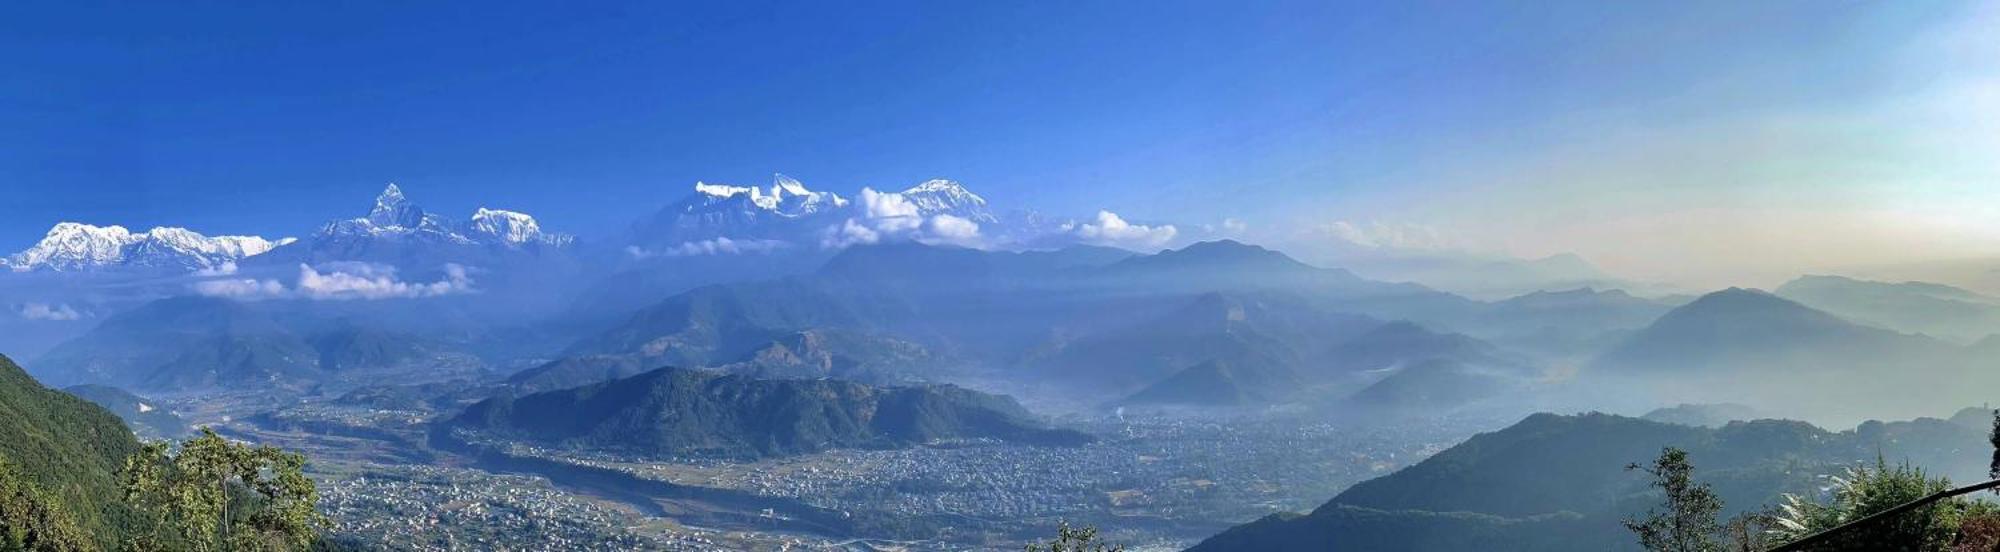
left=252, top=183, right=574, bottom=268
left=3, top=222, right=291, bottom=272
left=626, top=174, right=1154, bottom=255
left=469, top=208, right=551, bottom=245
left=897, top=179, right=996, bottom=224
left=627, top=174, right=851, bottom=252
left=308, top=183, right=572, bottom=248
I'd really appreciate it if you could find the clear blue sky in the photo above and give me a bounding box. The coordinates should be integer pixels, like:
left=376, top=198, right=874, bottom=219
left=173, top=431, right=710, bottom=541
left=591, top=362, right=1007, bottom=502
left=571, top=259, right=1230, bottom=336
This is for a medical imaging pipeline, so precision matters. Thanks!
left=4, top=1, right=1992, bottom=285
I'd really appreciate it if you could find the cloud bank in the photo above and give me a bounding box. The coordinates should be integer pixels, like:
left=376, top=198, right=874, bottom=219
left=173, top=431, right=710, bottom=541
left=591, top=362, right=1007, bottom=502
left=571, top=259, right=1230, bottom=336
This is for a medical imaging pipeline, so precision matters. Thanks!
left=194, top=263, right=475, bottom=300
left=821, top=188, right=986, bottom=248
left=628, top=238, right=789, bottom=258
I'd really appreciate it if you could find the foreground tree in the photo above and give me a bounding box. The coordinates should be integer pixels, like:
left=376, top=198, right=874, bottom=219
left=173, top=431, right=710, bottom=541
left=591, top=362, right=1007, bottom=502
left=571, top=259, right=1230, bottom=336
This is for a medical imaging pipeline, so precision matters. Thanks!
left=121, top=429, right=323, bottom=552
left=1720, top=510, right=1777, bottom=552
left=1024, top=521, right=1124, bottom=552
left=1988, top=409, right=2000, bottom=483
left=1625, top=447, right=1724, bottom=552
left=0, top=460, right=91, bottom=552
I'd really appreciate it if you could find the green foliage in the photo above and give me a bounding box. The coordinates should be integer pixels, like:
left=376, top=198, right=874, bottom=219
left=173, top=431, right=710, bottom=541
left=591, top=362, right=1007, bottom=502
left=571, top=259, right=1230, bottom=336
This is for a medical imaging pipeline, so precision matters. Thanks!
left=0, top=460, right=93, bottom=552
left=1023, top=522, right=1123, bottom=552
left=1719, top=510, right=1778, bottom=552
left=1769, top=457, right=1965, bottom=551
left=122, top=429, right=325, bottom=552
left=1988, top=409, right=2000, bottom=482
left=456, top=366, right=1091, bottom=459
left=0, top=355, right=145, bottom=549
left=1625, top=447, right=1725, bottom=552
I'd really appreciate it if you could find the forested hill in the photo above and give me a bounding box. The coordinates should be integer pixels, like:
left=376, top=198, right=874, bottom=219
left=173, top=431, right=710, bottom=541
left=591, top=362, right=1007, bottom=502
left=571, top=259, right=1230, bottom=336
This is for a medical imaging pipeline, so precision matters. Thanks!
left=0, top=353, right=146, bottom=549
left=451, top=366, right=1095, bottom=459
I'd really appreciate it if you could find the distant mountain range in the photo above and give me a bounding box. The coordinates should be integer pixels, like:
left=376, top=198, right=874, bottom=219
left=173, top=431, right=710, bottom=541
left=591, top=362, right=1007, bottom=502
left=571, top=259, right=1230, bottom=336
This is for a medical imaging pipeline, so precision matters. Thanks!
left=250, top=183, right=574, bottom=269
left=2, top=184, right=571, bottom=275
left=1774, top=274, right=2000, bottom=342
left=2, top=222, right=291, bottom=272
left=27, top=200, right=1999, bottom=424
left=33, top=296, right=486, bottom=392
left=450, top=366, right=1094, bottom=459
left=624, top=174, right=1134, bottom=257
left=1, top=176, right=1654, bottom=316
left=1587, top=287, right=1979, bottom=422
left=1592, top=287, right=1951, bottom=376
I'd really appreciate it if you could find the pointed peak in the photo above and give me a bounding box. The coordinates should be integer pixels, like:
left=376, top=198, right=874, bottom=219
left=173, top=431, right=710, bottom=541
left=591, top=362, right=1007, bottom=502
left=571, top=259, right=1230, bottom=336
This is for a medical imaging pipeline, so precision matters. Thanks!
left=376, top=182, right=406, bottom=206
left=367, top=182, right=424, bottom=227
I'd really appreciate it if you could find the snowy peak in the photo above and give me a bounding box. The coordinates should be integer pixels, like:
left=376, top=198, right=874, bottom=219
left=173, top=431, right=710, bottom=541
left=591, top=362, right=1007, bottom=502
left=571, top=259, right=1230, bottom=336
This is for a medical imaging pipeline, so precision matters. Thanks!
left=5, top=222, right=287, bottom=272
left=468, top=208, right=555, bottom=245
left=904, top=179, right=982, bottom=200
left=315, top=183, right=571, bottom=249
left=632, top=174, right=1054, bottom=252
left=678, top=175, right=849, bottom=217
left=367, top=183, right=426, bottom=228
left=18, top=223, right=136, bottom=267
left=897, top=179, right=994, bottom=222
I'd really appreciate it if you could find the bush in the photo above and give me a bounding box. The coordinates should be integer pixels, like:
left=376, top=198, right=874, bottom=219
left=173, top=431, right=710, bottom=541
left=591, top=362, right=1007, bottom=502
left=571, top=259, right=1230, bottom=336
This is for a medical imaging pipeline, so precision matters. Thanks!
left=1770, top=457, right=1965, bottom=551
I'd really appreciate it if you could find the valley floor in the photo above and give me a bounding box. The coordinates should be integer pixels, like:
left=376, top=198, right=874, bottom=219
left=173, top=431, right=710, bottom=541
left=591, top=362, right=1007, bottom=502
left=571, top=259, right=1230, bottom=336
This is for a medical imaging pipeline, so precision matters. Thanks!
left=190, top=390, right=1496, bottom=550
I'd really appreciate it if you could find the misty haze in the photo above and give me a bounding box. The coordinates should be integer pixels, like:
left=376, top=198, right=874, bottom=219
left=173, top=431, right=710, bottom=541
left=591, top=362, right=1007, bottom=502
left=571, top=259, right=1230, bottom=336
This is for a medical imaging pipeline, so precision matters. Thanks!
left=3, top=2, right=1999, bottom=551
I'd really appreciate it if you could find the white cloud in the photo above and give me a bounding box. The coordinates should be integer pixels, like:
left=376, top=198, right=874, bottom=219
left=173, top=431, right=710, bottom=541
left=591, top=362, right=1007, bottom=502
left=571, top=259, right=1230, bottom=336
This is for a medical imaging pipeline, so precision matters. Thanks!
left=821, top=219, right=882, bottom=248
left=920, top=214, right=982, bottom=246
left=860, top=188, right=921, bottom=220
left=190, top=263, right=476, bottom=300
left=17, top=302, right=81, bottom=321
left=820, top=188, right=986, bottom=248
left=628, top=238, right=789, bottom=258
left=192, top=277, right=288, bottom=299
left=297, top=263, right=473, bottom=300
left=1221, top=218, right=1248, bottom=234
left=1070, top=210, right=1177, bottom=248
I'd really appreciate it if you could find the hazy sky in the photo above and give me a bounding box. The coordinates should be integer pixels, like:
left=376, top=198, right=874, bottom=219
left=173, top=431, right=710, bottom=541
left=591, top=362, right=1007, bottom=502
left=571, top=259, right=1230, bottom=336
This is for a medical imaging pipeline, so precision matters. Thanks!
left=4, top=1, right=1996, bottom=289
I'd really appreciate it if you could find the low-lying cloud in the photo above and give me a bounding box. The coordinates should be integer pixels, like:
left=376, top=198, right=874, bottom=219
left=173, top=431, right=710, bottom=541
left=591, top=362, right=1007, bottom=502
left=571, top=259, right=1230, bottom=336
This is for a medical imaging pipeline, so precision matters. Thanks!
left=1067, top=210, right=1177, bottom=248
left=17, top=302, right=82, bottom=321
left=193, top=261, right=239, bottom=276
left=193, top=263, right=475, bottom=300
left=628, top=238, right=789, bottom=258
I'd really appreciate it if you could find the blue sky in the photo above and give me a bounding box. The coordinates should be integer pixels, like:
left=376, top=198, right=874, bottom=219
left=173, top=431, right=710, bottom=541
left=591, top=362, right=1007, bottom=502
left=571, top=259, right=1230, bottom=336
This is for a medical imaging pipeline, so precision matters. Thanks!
left=4, top=1, right=1995, bottom=286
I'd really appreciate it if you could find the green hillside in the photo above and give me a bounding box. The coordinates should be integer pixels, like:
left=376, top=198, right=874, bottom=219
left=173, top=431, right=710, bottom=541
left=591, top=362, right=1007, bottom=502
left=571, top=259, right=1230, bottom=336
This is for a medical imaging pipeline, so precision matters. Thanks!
left=0, top=354, right=145, bottom=549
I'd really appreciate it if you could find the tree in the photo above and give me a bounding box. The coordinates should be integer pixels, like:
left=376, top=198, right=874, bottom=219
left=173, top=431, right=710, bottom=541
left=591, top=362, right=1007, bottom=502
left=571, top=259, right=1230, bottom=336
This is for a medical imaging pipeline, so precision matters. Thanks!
left=0, top=459, right=92, bottom=552
left=1721, top=510, right=1777, bottom=552
left=121, top=429, right=323, bottom=552
left=1024, top=521, right=1124, bottom=552
left=1988, top=409, right=1999, bottom=483
left=1625, top=447, right=1724, bottom=552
